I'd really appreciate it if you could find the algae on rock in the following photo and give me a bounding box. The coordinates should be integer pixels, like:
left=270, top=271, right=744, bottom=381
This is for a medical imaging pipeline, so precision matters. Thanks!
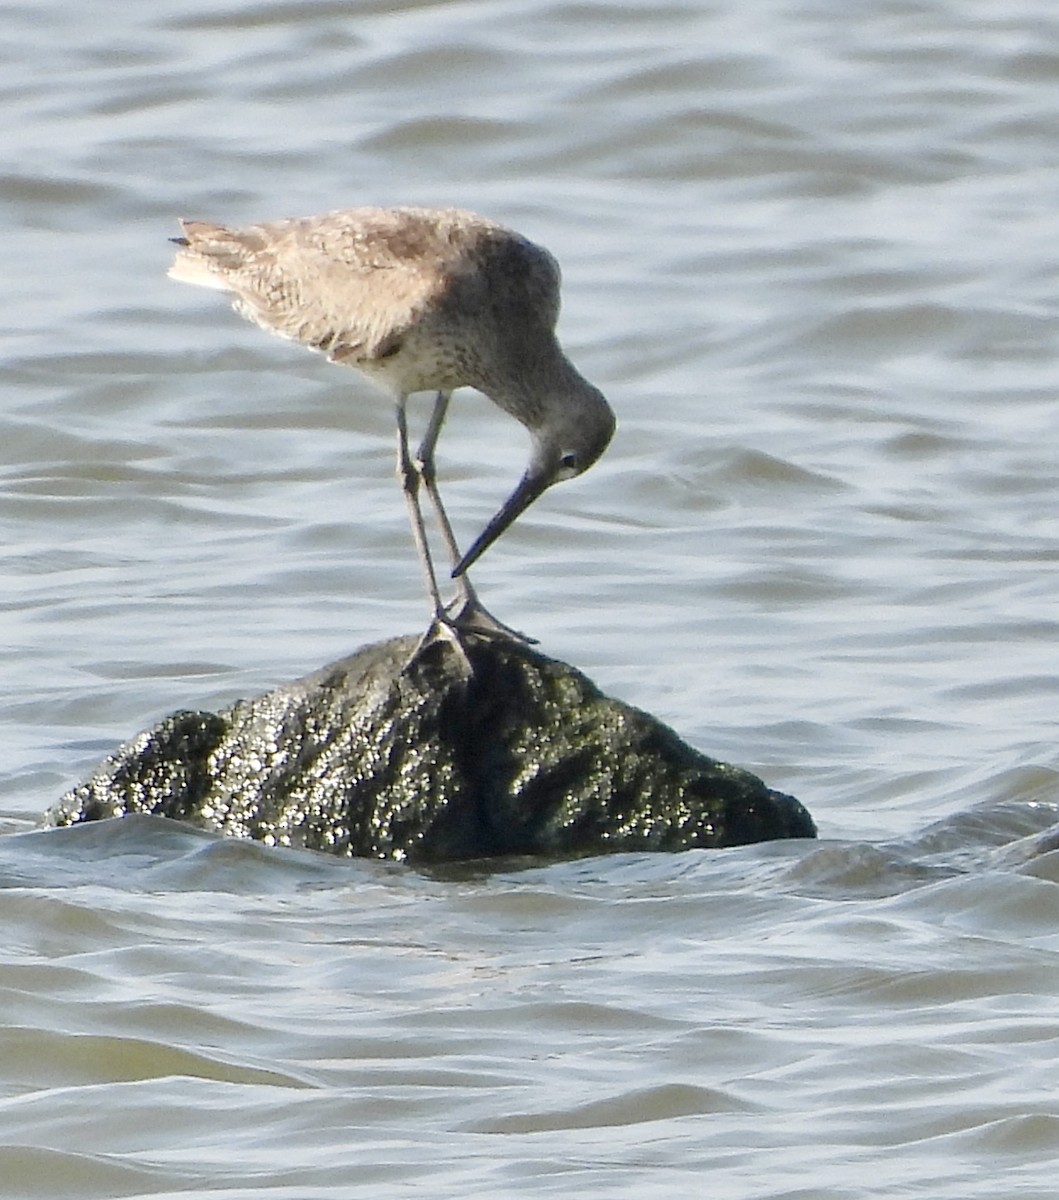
left=46, top=633, right=815, bottom=862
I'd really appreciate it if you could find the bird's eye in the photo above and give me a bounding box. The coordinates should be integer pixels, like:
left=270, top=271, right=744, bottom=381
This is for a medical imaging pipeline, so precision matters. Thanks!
left=559, top=452, right=579, bottom=473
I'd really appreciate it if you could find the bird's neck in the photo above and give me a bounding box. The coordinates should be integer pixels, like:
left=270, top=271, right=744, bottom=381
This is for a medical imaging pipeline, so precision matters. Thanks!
left=481, top=345, right=594, bottom=430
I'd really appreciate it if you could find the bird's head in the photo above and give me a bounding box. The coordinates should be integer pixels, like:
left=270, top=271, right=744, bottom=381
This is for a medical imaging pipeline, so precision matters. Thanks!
left=452, top=383, right=614, bottom=577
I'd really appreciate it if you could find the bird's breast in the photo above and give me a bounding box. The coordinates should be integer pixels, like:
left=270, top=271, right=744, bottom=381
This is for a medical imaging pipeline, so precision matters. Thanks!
left=350, top=323, right=481, bottom=396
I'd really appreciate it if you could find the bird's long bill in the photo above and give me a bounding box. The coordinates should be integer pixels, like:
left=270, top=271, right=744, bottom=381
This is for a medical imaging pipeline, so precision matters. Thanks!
left=452, top=467, right=550, bottom=577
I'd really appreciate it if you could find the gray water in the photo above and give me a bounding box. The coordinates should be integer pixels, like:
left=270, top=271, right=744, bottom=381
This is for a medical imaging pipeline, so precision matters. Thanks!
left=2, top=1, right=1059, bottom=1196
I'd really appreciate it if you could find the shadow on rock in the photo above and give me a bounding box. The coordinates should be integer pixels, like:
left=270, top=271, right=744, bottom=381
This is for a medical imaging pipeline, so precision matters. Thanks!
left=45, top=633, right=816, bottom=863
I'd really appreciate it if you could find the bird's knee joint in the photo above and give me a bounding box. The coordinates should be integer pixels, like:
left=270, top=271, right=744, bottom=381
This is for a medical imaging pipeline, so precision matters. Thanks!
left=413, top=455, right=436, bottom=486
left=398, top=457, right=420, bottom=494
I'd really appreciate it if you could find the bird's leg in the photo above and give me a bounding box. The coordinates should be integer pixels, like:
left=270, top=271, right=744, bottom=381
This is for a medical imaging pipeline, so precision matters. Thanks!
left=415, top=391, right=536, bottom=644
left=414, top=391, right=467, bottom=600
left=396, top=398, right=477, bottom=677
left=396, top=399, right=445, bottom=620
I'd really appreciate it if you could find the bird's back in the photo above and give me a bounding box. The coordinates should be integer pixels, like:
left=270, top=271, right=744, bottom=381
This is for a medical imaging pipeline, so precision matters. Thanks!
left=168, top=207, right=560, bottom=386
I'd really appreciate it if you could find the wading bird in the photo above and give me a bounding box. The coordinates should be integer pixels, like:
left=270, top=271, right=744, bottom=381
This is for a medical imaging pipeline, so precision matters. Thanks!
left=168, top=205, right=614, bottom=642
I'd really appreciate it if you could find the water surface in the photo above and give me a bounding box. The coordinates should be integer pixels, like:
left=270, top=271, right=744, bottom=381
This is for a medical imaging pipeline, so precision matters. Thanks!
left=2, top=1, right=1058, bottom=1196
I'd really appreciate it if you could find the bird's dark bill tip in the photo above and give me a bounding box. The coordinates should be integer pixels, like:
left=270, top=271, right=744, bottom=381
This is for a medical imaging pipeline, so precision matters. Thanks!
left=451, top=470, right=550, bottom=578
left=451, top=529, right=494, bottom=578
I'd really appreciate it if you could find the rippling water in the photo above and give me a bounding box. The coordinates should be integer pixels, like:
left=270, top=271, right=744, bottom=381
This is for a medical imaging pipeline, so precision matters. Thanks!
left=3, top=1, right=1058, bottom=1196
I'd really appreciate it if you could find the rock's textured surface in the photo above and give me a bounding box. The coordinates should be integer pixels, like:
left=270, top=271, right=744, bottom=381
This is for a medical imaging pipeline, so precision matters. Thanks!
left=46, top=633, right=816, bottom=861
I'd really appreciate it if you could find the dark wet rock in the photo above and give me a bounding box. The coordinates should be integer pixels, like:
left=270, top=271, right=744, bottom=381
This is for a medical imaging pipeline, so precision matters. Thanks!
left=45, top=633, right=815, bottom=862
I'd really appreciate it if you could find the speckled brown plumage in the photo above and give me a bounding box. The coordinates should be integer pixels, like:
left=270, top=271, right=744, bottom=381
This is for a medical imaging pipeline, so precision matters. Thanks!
left=169, top=205, right=615, bottom=622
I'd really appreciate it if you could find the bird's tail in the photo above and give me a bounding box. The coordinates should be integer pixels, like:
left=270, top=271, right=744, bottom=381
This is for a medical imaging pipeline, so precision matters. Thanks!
left=167, top=220, right=257, bottom=292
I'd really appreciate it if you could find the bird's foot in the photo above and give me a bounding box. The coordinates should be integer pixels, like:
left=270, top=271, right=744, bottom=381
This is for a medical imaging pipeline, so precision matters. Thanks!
left=404, top=615, right=475, bottom=679
left=402, top=596, right=536, bottom=679
left=443, top=593, right=538, bottom=645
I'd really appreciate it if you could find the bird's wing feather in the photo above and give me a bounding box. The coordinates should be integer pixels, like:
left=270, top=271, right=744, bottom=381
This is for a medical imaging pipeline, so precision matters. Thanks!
left=169, top=209, right=462, bottom=362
